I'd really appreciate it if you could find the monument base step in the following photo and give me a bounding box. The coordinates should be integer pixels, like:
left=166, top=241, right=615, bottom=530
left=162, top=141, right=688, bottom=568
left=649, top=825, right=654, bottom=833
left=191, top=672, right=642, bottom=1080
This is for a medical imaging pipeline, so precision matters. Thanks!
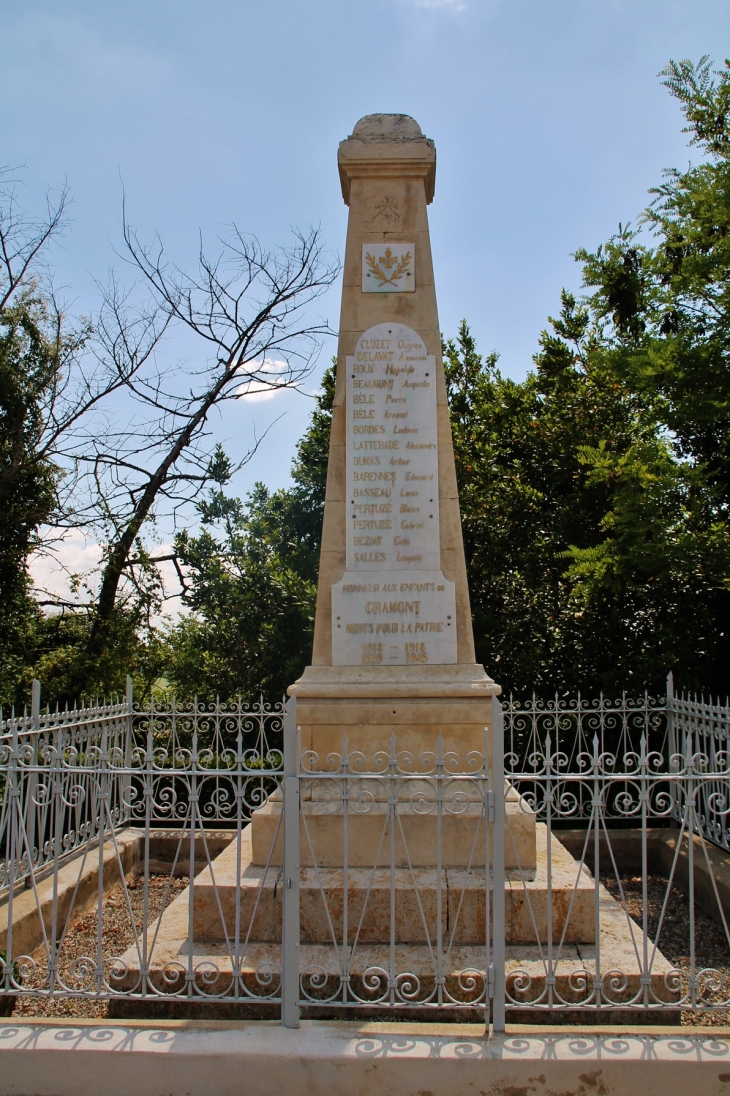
left=250, top=781, right=536, bottom=871
left=111, top=824, right=677, bottom=1022
left=110, top=925, right=677, bottom=1023
left=189, top=824, right=594, bottom=945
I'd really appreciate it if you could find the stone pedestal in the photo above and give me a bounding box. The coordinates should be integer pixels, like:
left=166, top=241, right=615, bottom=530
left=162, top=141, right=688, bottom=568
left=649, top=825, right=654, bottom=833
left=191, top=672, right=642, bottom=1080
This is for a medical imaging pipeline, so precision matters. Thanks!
left=291, top=665, right=497, bottom=765
left=250, top=783, right=536, bottom=872
left=191, top=826, right=594, bottom=948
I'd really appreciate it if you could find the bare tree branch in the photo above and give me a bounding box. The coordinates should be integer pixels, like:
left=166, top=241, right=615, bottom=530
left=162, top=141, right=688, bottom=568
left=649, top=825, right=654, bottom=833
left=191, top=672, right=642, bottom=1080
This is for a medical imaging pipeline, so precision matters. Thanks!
left=77, top=215, right=338, bottom=665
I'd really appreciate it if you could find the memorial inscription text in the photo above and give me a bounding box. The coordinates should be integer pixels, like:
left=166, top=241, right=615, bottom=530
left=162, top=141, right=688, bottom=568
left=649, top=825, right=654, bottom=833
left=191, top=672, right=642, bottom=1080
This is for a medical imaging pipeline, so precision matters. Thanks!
left=331, top=322, right=457, bottom=666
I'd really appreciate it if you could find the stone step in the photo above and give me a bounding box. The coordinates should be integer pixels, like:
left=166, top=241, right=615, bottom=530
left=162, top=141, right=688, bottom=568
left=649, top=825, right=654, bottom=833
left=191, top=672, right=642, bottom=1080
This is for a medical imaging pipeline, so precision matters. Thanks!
left=111, top=891, right=676, bottom=1014
left=250, top=781, right=536, bottom=871
left=191, top=824, right=593, bottom=946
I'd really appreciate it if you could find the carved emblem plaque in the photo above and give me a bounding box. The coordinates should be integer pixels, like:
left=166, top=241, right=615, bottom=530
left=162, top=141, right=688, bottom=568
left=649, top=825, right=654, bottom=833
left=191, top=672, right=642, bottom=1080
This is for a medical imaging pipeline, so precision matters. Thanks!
left=361, top=243, right=415, bottom=293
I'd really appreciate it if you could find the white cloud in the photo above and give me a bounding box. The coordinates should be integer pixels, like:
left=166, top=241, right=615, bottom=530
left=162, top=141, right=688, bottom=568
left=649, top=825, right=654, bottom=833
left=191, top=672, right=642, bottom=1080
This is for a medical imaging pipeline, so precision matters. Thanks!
left=238, top=386, right=283, bottom=403
left=31, top=531, right=103, bottom=606
left=236, top=358, right=295, bottom=402
left=30, top=532, right=186, bottom=624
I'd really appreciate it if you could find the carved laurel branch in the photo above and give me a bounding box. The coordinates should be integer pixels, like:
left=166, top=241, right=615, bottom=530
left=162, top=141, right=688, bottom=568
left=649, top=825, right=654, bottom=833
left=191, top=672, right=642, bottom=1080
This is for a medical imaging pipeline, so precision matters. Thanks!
left=365, top=249, right=412, bottom=286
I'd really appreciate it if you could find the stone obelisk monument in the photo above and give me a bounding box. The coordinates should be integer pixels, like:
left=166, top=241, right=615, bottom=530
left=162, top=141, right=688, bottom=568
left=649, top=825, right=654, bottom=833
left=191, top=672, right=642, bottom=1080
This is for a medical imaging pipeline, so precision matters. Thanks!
left=113, top=118, right=611, bottom=1006
left=290, top=113, right=500, bottom=760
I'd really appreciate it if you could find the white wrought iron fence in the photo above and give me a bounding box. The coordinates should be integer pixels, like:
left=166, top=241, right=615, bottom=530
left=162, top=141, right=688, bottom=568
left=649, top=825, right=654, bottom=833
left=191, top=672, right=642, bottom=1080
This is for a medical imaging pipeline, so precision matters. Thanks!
left=281, top=723, right=502, bottom=1025
left=1, top=679, right=730, bottom=1029
left=0, top=681, right=132, bottom=895
left=502, top=705, right=730, bottom=1018
left=0, top=682, right=286, bottom=897
left=0, top=685, right=287, bottom=1014
left=669, top=681, right=730, bottom=853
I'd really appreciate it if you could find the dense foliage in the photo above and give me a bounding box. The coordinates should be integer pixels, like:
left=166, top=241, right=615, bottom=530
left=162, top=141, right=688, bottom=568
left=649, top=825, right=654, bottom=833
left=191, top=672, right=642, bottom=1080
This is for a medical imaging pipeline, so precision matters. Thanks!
left=164, top=371, right=334, bottom=701
left=446, top=311, right=729, bottom=696
left=0, top=291, right=66, bottom=702
left=452, top=57, right=730, bottom=696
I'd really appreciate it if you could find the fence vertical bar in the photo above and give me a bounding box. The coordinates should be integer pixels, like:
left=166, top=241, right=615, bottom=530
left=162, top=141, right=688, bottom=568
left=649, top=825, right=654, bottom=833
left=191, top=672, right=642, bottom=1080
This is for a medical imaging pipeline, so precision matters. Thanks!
left=483, top=720, right=491, bottom=1032
left=3, top=727, right=20, bottom=984
left=686, top=727, right=697, bottom=1009
left=491, top=694, right=506, bottom=1032
left=123, top=676, right=133, bottom=827
left=281, top=694, right=300, bottom=1028
left=24, top=679, right=41, bottom=879
left=666, top=672, right=678, bottom=824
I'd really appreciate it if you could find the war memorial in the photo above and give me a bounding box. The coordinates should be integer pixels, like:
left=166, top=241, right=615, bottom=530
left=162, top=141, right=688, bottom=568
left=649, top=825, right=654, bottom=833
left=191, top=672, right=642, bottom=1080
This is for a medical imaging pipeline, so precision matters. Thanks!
left=103, top=114, right=676, bottom=1024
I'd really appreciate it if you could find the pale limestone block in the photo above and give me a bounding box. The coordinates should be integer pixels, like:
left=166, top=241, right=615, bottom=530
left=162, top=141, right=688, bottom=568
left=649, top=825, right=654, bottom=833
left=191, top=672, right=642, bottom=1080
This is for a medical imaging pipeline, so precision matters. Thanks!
left=344, top=179, right=412, bottom=224
left=346, top=178, right=432, bottom=232
left=324, top=446, right=345, bottom=501
left=291, top=664, right=497, bottom=700
left=297, top=116, right=492, bottom=755
left=250, top=798, right=535, bottom=875
left=435, top=355, right=450, bottom=406
left=304, top=727, right=488, bottom=768
left=332, top=363, right=348, bottom=403
left=439, top=498, right=466, bottom=552
left=328, top=405, right=346, bottom=444
left=339, top=322, right=443, bottom=363
left=295, top=695, right=493, bottom=723
left=437, top=413, right=460, bottom=496
left=292, top=662, right=495, bottom=689
left=383, top=227, right=434, bottom=252
left=338, top=293, right=437, bottom=338
left=322, top=497, right=347, bottom=548
left=506, top=825, right=595, bottom=946
left=315, top=545, right=346, bottom=583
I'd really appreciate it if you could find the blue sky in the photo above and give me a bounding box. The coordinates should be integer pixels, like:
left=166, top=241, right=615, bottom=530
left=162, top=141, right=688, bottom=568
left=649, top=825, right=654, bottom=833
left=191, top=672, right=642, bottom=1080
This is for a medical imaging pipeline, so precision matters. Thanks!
left=2, top=0, right=728, bottom=597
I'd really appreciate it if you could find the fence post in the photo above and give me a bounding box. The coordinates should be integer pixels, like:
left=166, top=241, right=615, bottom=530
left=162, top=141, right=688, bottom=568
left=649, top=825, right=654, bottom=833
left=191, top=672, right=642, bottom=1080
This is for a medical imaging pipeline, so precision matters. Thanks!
left=281, top=694, right=300, bottom=1028
left=123, top=676, right=134, bottom=825
left=3, top=726, right=21, bottom=980
left=24, top=679, right=41, bottom=881
left=491, top=693, right=506, bottom=1032
left=667, top=671, right=678, bottom=824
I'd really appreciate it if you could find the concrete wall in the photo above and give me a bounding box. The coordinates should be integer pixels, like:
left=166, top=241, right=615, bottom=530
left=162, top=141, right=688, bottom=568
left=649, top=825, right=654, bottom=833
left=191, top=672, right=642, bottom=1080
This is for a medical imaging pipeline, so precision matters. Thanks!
left=2, top=1019, right=730, bottom=1096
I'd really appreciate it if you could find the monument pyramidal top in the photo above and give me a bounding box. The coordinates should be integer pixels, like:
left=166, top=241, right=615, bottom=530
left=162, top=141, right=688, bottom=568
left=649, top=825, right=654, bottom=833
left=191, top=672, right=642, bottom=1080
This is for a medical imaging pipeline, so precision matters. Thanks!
left=291, top=112, right=498, bottom=755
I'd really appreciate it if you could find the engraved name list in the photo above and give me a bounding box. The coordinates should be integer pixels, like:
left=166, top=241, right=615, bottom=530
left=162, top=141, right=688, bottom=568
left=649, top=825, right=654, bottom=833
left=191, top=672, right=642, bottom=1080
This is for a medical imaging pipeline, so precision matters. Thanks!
left=331, top=321, right=457, bottom=666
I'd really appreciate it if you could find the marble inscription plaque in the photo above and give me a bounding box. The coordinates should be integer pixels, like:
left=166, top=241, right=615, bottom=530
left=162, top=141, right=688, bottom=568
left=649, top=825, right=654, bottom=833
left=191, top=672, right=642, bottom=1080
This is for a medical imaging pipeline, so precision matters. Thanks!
left=362, top=244, right=415, bottom=293
left=331, top=322, right=457, bottom=666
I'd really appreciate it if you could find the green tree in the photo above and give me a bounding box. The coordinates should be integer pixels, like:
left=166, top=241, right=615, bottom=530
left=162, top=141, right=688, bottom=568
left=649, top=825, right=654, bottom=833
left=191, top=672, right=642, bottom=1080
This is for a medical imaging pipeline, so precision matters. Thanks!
left=445, top=309, right=729, bottom=697
left=576, top=57, right=730, bottom=499
left=0, top=175, right=99, bottom=706
left=0, top=291, right=64, bottom=702
left=568, top=55, right=730, bottom=692
left=0, top=174, right=180, bottom=708
left=72, top=223, right=336, bottom=700
left=164, top=368, right=334, bottom=701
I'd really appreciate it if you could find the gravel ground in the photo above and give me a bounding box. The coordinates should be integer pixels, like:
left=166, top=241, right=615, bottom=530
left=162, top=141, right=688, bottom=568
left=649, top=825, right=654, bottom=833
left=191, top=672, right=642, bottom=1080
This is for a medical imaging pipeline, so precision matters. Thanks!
left=7, top=872, right=730, bottom=1025
left=602, top=873, right=730, bottom=1027
left=12, top=874, right=189, bottom=1019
